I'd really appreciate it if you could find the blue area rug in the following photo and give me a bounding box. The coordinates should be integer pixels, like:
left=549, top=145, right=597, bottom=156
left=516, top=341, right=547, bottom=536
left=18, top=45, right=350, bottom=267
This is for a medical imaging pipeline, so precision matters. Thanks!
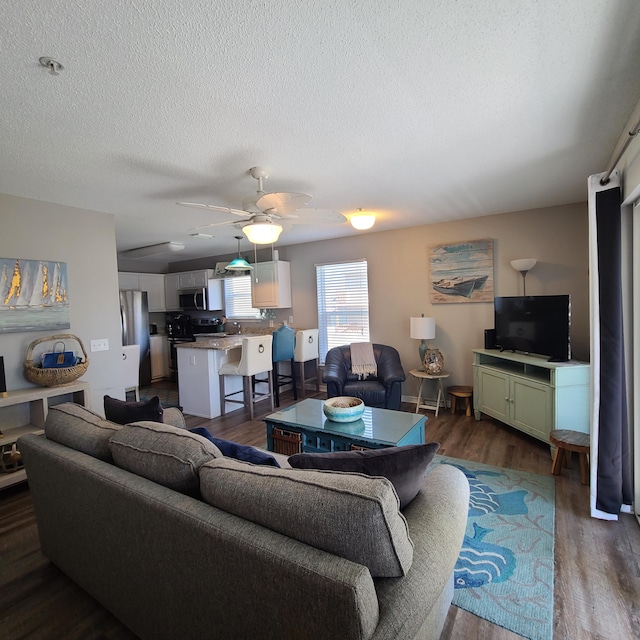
left=436, top=455, right=555, bottom=640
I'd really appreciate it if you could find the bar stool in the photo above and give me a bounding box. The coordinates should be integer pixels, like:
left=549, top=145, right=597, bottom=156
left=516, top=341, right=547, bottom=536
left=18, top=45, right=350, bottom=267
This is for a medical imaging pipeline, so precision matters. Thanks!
left=218, top=335, right=274, bottom=420
left=272, top=325, right=297, bottom=407
left=294, top=329, right=319, bottom=398
left=122, top=344, right=140, bottom=401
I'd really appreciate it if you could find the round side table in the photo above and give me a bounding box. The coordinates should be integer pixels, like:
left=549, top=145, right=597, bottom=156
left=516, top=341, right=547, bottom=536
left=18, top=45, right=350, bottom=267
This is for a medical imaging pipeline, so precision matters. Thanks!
left=409, top=369, right=451, bottom=416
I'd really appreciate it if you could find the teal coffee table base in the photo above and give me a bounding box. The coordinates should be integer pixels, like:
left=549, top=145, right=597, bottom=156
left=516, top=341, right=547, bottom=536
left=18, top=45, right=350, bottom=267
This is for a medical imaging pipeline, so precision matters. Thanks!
left=265, top=398, right=426, bottom=454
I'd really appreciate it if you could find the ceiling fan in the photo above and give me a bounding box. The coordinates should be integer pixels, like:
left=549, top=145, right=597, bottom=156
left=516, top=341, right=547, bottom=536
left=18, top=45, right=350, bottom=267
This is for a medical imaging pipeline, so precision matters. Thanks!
left=177, top=166, right=346, bottom=244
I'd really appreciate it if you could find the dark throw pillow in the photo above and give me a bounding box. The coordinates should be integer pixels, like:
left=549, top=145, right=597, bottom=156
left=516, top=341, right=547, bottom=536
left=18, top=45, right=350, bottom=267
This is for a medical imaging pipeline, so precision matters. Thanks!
left=289, top=442, right=440, bottom=508
left=104, top=395, right=164, bottom=425
left=189, top=427, right=280, bottom=467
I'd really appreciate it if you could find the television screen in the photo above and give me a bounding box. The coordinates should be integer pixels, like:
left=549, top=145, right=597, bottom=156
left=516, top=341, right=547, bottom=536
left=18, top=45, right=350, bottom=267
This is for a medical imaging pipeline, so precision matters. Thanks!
left=494, top=295, right=571, bottom=362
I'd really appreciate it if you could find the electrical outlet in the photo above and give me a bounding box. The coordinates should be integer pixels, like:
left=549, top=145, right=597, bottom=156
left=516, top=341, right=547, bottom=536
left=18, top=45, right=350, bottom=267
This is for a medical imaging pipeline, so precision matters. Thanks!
left=289, top=316, right=294, bottom=324
left=190, top=355, right=196, bottom=365
left=90, top=339, right=109, bottom=352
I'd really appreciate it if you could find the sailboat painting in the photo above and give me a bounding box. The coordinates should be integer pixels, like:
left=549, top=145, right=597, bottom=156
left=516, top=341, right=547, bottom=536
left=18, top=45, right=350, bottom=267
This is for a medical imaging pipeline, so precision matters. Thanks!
left=0, top=257, right=71, bottom=333
left=429, top=239, right=494, bottom=304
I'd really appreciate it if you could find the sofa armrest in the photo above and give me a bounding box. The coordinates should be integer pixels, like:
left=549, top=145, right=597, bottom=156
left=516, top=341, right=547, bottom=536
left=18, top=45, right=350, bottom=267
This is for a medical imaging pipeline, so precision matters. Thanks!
left=375, top=346, right=406, bottom=386
left=322, top=347, right=348, bottom=393
left=163, top=407, right=186, bottom=429
left=371, top=464, right=469, bottom=640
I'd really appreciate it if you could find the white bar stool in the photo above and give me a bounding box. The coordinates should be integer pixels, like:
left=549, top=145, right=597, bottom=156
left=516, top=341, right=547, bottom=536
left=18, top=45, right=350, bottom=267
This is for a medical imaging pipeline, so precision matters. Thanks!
left=122, top=344, right=140, bottom=401
left=294, top=329, right=319, bottom=398
left=218, top=335, right=274, bottom=420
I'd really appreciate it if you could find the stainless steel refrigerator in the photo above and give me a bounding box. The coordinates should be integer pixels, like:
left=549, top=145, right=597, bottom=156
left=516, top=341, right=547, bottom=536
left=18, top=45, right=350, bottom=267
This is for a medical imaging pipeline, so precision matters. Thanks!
left=120, top=290, right=152, bottom=387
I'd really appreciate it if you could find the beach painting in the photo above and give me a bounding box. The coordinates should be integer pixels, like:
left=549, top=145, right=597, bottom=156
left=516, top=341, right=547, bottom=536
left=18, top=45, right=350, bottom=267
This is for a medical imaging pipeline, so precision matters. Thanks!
left=429, top=239, right=494, bottom=303
left=0, top=257, right=71, bottom=333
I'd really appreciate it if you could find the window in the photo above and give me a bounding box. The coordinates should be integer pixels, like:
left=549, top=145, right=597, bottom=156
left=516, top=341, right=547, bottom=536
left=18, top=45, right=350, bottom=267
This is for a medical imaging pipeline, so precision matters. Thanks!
left=223, top=276, right=261, bottom=320
left=316, top=259, right=370, bottom=363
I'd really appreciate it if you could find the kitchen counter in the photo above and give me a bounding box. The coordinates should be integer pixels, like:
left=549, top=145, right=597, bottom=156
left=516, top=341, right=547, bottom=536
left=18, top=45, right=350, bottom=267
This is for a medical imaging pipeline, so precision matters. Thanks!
left=176, top=336, right=243, bottom=350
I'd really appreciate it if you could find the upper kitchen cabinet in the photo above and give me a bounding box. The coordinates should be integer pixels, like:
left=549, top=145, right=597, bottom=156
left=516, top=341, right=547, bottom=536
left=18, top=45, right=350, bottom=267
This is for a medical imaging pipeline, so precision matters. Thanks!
left=251, top=261, right=292, bottom=308
left=177, top=269, right=214, bottom=290
left=164, top=274, right=180, bottom=311
left=139, top=274, right=166, bottom=312
left=118, top=272, right=166, bottom=312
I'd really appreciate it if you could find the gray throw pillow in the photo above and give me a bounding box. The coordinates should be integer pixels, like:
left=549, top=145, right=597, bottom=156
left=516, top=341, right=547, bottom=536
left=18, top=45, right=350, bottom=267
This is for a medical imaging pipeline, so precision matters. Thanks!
left=200, top=457, right=414, bottom=577
left=109, top=421, right=222, bottom=496
left=44, top=402, right=122, bottom=462
left=103, top=395, right=164, bottom=425
left=289, top=443, right=440, bottom=509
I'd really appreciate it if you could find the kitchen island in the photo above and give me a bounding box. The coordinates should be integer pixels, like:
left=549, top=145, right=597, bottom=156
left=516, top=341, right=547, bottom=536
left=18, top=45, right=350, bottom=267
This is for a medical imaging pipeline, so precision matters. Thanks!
left=176, top=337, right=241, bottom=419
left=176, top=336, right=270, bottom=418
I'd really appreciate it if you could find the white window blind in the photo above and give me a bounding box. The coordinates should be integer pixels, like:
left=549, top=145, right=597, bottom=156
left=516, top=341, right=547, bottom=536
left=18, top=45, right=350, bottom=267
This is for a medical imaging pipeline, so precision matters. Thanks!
left=316, top=259, right=370, bottom=363
left=223, top=276, right=261, bottom=320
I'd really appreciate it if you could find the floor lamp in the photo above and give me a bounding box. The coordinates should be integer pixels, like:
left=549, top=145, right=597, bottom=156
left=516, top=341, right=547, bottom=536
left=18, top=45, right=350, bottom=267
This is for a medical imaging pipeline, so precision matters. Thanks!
left=510, top=258, right=537, bottom=295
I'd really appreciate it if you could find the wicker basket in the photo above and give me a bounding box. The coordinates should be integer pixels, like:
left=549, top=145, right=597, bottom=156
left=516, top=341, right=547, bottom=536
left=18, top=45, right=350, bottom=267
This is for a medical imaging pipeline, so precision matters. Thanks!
left=24, top=333, right=90, bottom=387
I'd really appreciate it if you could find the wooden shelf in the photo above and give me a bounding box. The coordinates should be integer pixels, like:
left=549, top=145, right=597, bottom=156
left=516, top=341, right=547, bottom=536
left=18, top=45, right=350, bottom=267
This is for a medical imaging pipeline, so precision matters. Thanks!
left=0, top=381, right=90, bottom=489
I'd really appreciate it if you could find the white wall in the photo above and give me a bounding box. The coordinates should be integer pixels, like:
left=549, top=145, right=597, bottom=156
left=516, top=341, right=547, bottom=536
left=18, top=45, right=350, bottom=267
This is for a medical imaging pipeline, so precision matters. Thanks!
left=0, top=194, right=124, bottom=411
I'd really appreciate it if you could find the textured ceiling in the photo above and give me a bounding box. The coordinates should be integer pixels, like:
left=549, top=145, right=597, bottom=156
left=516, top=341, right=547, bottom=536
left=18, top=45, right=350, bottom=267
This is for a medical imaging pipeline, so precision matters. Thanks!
left=2, top=1, right=640, bottom=262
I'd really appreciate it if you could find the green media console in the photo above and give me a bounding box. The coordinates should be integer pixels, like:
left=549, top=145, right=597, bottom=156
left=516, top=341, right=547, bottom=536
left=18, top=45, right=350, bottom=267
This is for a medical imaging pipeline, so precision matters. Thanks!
left=472, top=348, right=590, bottom=443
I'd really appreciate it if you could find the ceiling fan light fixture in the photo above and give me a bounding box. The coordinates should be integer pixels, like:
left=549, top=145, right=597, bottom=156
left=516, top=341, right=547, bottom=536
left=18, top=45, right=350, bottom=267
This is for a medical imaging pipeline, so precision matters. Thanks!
left=226, top=236, right=253, bottom=271
left=243, top=221, right=283, bottom=244
left=350, top=209, right=376, bottom=230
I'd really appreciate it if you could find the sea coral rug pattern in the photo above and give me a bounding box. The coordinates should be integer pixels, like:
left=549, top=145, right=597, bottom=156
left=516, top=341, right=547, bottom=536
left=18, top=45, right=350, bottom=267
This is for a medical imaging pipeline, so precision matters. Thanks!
left=436, top=456, right=555, bottom=640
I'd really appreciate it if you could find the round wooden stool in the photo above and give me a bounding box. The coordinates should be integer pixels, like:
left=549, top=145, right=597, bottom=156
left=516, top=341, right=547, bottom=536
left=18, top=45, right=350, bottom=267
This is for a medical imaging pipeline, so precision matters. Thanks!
left=447, top=385, right=473, bottom=417
left=550, top=429, right=590, bottom=485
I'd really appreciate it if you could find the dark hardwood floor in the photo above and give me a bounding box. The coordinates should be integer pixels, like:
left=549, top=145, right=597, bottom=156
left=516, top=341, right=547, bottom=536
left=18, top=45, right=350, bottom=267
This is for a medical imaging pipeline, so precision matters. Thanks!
left=1, top=385, right=638, bottom=639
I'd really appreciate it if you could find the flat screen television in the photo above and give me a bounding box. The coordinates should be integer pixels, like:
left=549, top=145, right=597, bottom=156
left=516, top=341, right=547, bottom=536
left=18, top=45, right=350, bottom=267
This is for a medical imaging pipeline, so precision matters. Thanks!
left=494, top=295, right=571, bottom=362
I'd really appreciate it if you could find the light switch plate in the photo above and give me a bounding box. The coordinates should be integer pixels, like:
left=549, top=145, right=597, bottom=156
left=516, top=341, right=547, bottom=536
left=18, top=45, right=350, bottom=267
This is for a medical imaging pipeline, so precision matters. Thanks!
left=90, top=339, right=109, bottom=352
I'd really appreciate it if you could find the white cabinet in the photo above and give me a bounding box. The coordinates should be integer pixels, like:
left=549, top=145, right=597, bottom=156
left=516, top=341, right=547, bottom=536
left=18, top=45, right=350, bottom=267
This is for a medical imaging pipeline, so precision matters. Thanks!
left=177, top=269, right=214, bottom=289
left=164, top=273, right=181, bottom=311
left=251, top=261, right=292, bottom=308
left=118, top=272, right=167, bottom=311
left=118, top=272, right=140, bottom=290
left=472, top=349, right=590, bottom=443
left=139, top=274, right=166, bottom=312
left=0, top=381, right=91, bottom=489
left=150, top=336, right=169, bottom=381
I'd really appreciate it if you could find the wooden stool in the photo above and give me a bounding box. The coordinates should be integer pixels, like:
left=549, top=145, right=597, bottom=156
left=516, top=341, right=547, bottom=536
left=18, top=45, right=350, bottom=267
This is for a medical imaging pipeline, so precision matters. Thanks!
left=550, top=429, right=590, bottom=485
left=447, top=385, right=473, bottom=417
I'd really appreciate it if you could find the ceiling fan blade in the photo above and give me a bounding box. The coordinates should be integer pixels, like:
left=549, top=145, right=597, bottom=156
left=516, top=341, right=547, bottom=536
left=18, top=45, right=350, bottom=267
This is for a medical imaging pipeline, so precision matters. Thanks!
left=177, top=202, right=251, bottom=218
left=190, top=219, right=245, bottom=231
left=256, top=192, right=312, bottom=215
left=290, top=209, right=347, bottom=224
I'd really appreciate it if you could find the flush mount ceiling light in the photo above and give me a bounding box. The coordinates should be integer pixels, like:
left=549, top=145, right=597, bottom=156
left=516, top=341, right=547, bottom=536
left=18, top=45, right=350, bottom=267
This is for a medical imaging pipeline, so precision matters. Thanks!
left=119, top=241, right=185, bottom=259
left=350, top=208, right=376, bottom=230
left=242, top=216, right=283, bottom=244
left=226, top=236, right=253, bottom=271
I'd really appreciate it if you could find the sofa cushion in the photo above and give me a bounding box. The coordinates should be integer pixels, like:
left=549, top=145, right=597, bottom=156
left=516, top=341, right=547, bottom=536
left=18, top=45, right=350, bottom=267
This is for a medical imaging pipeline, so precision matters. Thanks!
left=200, top=457, right=413, bottom=577
left=44, top=402, right=122, bottom=462
left=289, top=442, right=440, bottom=509
left=103, top=395, right=164, bottom=425
left=188, top=427, right=280, bottom=467
left=109, top=421, right=222, bottom=496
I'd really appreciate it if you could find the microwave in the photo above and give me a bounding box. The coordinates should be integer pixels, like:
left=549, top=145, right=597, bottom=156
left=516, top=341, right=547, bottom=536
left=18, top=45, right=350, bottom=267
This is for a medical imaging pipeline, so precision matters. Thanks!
left=179, top=279, right=223, bottom=311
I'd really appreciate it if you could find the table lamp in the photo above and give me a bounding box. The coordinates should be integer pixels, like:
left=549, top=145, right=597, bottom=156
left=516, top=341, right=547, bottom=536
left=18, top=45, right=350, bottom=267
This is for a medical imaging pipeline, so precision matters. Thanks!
left=410, top=315, right=444, bottom=374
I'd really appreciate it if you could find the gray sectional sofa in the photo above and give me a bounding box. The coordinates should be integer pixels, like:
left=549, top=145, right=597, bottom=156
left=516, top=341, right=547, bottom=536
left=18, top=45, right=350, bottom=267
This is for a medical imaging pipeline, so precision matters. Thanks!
left=18, top=402, right=469, bottom=640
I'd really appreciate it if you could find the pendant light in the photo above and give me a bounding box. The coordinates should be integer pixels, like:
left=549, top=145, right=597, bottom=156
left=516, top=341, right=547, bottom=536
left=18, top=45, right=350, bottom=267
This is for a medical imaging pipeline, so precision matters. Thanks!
left=226, top=236, right=253, bottom=271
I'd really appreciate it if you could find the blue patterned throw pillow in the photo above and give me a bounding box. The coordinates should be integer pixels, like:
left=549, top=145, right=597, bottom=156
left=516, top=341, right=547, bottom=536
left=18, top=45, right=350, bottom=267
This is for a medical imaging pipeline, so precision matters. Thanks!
left=188, top=427, right=280, bottom=467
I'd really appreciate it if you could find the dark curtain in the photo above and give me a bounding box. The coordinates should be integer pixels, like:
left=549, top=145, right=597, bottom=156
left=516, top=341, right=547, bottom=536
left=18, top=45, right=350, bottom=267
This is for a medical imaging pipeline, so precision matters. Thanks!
left=594, top=186, right=632, bottom=513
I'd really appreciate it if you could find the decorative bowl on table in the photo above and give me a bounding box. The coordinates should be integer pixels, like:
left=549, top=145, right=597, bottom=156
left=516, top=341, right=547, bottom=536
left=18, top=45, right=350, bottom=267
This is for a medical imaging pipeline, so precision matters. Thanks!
left=323, top=397, right=365, bottom=423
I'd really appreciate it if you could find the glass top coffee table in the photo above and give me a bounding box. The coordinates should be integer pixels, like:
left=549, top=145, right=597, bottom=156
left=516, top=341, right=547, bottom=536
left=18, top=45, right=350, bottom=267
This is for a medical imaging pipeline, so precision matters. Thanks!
left=264, top=398, right=426, bottom=454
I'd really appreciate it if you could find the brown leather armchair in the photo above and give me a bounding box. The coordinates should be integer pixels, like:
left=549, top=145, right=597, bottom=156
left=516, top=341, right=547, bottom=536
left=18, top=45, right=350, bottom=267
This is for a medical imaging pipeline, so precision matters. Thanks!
left=322, top=344, right=406, bottom=410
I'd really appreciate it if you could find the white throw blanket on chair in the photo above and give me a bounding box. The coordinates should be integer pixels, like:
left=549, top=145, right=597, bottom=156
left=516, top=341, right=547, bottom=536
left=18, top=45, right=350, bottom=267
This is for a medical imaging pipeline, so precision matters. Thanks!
left=350, top=342, right=377, bottom=380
